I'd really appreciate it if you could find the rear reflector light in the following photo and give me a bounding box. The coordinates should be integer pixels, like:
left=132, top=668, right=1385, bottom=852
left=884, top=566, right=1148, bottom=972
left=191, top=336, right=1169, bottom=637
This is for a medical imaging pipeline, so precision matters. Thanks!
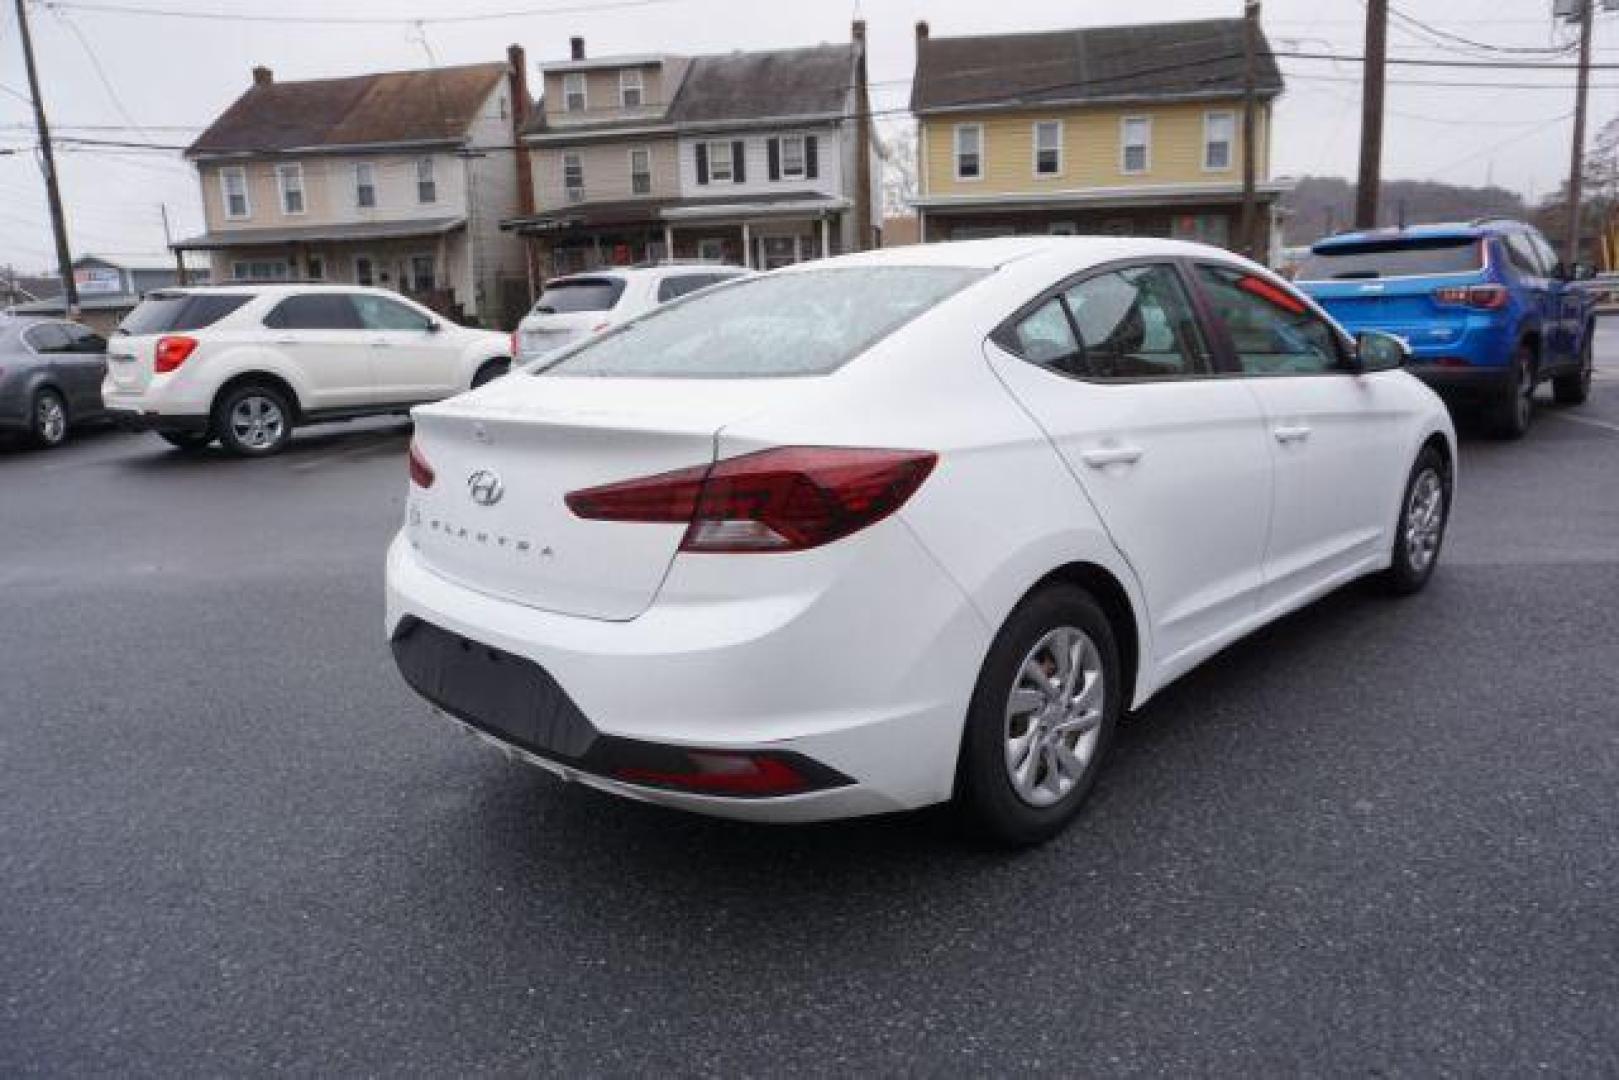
left=1432, top=284, right=1508, bottom=310
left=153, top=335, right=198, bottom=373
left=613, top=751, right=817, bottom=796
left=509, top=330, right=521, bottom=359
left=407, top=440, right=435, bottom=488
left=565, top=446, right=937, bottom=553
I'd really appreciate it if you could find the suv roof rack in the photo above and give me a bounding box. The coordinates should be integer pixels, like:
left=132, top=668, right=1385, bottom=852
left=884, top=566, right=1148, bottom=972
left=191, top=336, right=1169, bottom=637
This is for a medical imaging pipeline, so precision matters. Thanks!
left=625, top=259, right=745, bottom=270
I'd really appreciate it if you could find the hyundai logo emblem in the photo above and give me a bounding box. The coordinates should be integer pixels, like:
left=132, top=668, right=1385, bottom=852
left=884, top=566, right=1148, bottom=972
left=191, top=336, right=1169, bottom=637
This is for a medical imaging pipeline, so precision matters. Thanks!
left=467, top=470, right=504, bottom=507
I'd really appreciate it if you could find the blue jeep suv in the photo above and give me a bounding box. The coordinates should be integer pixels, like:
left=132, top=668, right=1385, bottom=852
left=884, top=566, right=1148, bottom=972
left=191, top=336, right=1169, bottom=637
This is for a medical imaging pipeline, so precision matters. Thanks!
left=1297, top=220, right=1595, bottom=438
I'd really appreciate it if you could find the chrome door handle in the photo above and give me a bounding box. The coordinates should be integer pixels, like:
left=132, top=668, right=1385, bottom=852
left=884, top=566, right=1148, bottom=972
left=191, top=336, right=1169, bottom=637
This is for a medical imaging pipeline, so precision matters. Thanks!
left=1273, top=425, right=1312, bottom=443
left=1079, top=445, right=1144, bottom=467
left=272, top=337, right=297, bottom=345
left=369, top=341, right=395, bottom=348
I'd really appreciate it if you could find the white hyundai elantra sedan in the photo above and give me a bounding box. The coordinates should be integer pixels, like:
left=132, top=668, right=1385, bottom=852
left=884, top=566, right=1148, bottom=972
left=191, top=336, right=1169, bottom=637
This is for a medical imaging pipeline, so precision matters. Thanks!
left=385, top=238, right=1455, bottom=845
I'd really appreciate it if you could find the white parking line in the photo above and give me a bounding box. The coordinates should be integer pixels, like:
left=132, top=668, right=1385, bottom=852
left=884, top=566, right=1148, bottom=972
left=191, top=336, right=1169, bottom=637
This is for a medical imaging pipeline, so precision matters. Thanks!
left=1545, top=410, right=1619, bottom=435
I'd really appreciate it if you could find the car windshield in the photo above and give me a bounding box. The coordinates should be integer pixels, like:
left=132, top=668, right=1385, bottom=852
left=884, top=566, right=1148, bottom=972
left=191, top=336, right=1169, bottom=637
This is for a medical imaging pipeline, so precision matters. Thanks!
left=539, top=267, right=987, bottom=379
left=531, top=277, right=626, bottom=315
left=1297, top=237, right=1482, bottom=281
left=119, top=292, right=253, bottom=335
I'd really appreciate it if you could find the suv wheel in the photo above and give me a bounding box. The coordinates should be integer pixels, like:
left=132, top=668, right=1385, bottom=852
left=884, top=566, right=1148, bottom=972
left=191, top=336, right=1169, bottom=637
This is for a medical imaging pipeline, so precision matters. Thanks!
left=214, top=384, right=293, bottom=457
left=1488, top=346, right=1535, bottom=440
left=1552, top=333, right=1593, bottom=406
left=956, top=584, right=1122, bottom=847
left=30, top=388, right=68, bottom=449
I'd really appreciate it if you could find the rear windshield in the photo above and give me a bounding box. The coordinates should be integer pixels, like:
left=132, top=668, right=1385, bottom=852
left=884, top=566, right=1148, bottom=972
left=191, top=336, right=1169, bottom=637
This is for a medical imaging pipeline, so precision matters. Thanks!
left=1297, top=238, right=1482, bottom=281
left=540, top=267, right=986, bottom=379
left=119, top=292, right=252, bottom=335
left=532, top=277, right=626, bottom=315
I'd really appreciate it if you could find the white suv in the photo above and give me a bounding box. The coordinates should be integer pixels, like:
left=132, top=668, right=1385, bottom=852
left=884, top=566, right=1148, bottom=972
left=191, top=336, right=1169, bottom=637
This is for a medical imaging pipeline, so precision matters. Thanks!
left=513, top=263, right=750, bottom=363
left=103, top=284, right=511, bottom=456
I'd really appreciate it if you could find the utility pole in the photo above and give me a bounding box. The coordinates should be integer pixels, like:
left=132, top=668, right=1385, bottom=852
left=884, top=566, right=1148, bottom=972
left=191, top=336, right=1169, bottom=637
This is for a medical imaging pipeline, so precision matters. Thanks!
left=1240, top=0, right=1260, bottom=259
left=1564, top=0, right=1596, bottom=268
left=1354, top=0, right=1387, bottom=229
left=160, top=204, right=184, bottom=278
left=13, top=0, right=79, bottom=316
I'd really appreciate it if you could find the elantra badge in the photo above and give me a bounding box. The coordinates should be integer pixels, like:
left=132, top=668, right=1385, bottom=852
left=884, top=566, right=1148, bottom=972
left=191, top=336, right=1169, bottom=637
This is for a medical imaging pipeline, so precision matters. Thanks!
left=467, top=470, right=504, bottom=506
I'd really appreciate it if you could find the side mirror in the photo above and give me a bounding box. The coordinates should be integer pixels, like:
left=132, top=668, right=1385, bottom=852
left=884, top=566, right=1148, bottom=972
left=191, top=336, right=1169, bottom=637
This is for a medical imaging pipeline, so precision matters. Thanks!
left=425, top=319, right=442, bottom=332
left=1354, top=330, right=1410, bottom=373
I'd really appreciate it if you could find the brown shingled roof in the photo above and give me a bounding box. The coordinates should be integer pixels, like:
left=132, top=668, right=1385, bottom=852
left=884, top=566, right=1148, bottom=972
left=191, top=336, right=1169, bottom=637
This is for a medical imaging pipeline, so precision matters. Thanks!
left=188, top=62, right=509, bottom=157
left=911, top=18, right=1282, bottom=114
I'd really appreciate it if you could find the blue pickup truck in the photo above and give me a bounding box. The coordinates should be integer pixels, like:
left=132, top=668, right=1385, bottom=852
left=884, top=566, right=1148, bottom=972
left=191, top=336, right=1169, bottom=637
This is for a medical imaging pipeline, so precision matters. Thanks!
left=1296, top=220, right=1595, bottom=438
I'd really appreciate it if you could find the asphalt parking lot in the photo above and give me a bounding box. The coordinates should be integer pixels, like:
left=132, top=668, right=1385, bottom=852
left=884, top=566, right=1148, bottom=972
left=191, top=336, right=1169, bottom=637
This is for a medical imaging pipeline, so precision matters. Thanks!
left=3, top=338, right=1618, bottom=1074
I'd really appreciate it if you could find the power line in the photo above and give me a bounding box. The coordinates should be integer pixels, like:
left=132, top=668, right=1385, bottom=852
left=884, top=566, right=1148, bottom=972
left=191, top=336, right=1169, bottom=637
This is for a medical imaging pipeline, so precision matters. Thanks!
left=1383, top=1, right=1575, bottom=57
left=1278, top=49, right=1619, bottom=71
left=41, top=0, right=684, bottom=26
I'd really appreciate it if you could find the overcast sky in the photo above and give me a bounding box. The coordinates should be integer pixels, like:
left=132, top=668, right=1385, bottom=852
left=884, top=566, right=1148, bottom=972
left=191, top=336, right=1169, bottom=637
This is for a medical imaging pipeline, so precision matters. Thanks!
left=0, top=0, right=1607, bottom=270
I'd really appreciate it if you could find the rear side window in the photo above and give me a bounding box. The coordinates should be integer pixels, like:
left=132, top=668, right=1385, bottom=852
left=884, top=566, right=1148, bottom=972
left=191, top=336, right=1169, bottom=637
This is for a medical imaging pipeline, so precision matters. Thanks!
left=1297, top=238, right=1482, bottom=281
left=655, top=273, right=734, bottom=303
left=543, top=267, right=985, bottom=379
left=263, top=294, right=361, bottom=330
left=120, top=292, right=252, bottom=335
left=533, top=277, right=626, bottom=314
left=24, top=323, right=72, bottom=354
left=65, top=324, right=106, bottom=353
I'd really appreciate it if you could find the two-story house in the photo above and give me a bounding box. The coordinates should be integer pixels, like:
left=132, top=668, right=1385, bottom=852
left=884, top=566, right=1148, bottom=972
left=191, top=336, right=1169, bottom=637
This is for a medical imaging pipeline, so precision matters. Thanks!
left=174, top=54, right=532, bottom=326
left=909, top=19, right=1287, bottom=260
left=505, top=24, right=878, bottom=275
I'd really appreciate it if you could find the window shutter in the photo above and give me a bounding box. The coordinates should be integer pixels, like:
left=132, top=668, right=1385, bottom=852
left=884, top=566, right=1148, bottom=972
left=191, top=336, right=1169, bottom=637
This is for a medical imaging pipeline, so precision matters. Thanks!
left=732, top=140, right=746, bottom=183
left=805, top=136, right=819, bottom=179
left=695, top=142, right=709, bottom=185
left=767, top=138, right=780, bottom=181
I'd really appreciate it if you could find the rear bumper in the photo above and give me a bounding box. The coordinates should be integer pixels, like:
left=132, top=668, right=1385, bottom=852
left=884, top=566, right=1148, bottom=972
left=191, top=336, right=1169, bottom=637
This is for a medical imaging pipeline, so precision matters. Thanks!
left=383, top=525, right=990, bottom=823
left=1402, top=362, right=1515, bottom=404
left=104, top=407, right=211, bottom=434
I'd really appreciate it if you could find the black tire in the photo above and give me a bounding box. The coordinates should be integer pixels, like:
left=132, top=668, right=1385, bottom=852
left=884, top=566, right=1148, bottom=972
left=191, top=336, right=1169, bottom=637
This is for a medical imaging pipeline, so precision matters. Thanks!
left=472, top=358, right=510, bottom=388
left=1552, top=332, right=1593, bottom=406
left=1380, top=446, right=1451, bottom=596
left=29, top=388, right=68, bottom=449
left=158, top=430, right=214, bottom=451
left=1486, top=346, right=1535, bottom=439
left=956, top=584, right=1123, bottom=847
left=212, top=383, right=294, bottom=457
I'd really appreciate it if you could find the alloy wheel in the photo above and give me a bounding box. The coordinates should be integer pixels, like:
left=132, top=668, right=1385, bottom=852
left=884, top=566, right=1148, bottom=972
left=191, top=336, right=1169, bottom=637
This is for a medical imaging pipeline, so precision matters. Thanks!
left=36, top=393, right=66, bottom=445
left=1404, top=467, right=1445, bottom=574
left=230, top=395, right=286, bottom=451
left=1003, top=626, right=1104, bottom=808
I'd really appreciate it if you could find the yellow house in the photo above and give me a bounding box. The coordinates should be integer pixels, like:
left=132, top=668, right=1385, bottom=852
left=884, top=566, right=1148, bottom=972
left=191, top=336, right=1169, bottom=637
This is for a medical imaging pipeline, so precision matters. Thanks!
left=910, top=18, right=1288, bottom=260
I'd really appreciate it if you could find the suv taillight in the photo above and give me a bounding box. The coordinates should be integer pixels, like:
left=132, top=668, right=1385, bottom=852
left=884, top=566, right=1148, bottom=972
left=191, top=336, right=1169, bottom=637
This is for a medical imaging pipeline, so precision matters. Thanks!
left=509, top=331, right=521, bottom=359
left=153, top=335, right=198, bottom=373
left=565, top=447, right=938, bottom=553
left=407, top=440, right=435, bottom=488
left=1432, top=285, right=1508, bottom=310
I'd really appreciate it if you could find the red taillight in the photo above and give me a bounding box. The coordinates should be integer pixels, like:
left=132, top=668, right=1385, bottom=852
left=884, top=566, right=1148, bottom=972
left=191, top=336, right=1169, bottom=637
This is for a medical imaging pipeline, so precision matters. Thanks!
left=566, top=447, right=937, bottom=553
left=1432, top=284, right=1508, bottom=310
left=509, top=330, right=520, bottom=358
left=153, top=335, right=198, bottom=374
left=614, top=751, right=813, bottom=796
left=407, top=440, right=435, bottom=488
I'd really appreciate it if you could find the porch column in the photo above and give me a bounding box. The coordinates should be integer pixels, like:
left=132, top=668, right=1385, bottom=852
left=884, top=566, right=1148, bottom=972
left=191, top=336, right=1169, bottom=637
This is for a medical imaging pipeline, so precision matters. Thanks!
left=664, top=223, right=674, bottom=262
left=918, top=208, right=927, bottom=244
left=820, top=215, right=831, bottom=259
left=740, top=220, right=752, bottom=268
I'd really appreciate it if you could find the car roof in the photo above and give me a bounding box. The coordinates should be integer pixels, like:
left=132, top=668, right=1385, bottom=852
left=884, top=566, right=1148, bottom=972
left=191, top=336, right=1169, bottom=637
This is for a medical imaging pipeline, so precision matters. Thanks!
left=793, top=236, right=1252, bottom=273
left=544, top=265, right=747, bottom=286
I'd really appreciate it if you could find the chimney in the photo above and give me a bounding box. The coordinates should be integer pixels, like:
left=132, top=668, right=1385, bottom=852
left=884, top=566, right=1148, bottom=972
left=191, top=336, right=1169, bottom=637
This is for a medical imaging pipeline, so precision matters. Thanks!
left=569, top=36, right=585, bottom=60
left=507, top=44, right=535, bottom=217
left=915, top=20, right=930, bottom=41
left=852, top=19, right=866, bottom=45
left=252, top=65, right=274, bottom=87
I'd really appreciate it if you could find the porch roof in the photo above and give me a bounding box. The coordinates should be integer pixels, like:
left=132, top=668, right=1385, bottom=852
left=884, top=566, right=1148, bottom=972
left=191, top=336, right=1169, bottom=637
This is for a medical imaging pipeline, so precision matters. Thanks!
left=173, top=216, right=465, bottom=250
left=504, top=192, right=849, bottom=233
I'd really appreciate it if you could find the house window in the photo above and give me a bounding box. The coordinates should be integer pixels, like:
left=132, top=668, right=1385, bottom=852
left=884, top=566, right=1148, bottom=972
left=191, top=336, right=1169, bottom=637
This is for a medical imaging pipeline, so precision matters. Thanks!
left=1034, top=120, right=1062, bottom=177
left=563, top=152, right=585, bottom=201
left=1204, top=111, right=1235, bottom=171
left=780, top=135, right=806, bottom=180
left=416, top=157, right=437, bottom=203
left=231, top=259, right=289, bottom=280
left=707, top=140, right=734, bottom=182
left=1121, top=117, right=1151, bottom=174
left=355, top=162, right=376, bottom=208
left=619, top=68, right=643, bottom=108
left=409, top=254, right=436, bottom=292
left=221, top=167, right=249, bottom=219
left=306, top=255, right=325, bottom=280
left=954, top=124, right=982, bottom=180
left=354, top=255, right=375, bottom=286
left=564, top=72, right=587, bottom=113
left=275, top=163, right=305, bottom=215
left=629, top=147, right=651, bottom=195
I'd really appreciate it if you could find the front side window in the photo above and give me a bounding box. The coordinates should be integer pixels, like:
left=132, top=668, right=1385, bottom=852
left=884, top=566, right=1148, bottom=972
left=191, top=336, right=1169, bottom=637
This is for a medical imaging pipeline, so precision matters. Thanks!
left=263, top=293, right=361, bottom=331
left=416, top=157, right=437, bottom=204
left=780, top=135, right=806, bottom=179
left=275, top=163, right=305, bottom=215
left=955, top=124, right=982, bottom=180
left=65, top=323, right=107, bottom=353
left=563, top=152, right=585, bottom=200
left=619, top=68, right=643, bottom=108
left=707, top=141, right=734, bottom=182
left=355, top=163, right=376, bottom=208
left=1063, top=265, right=1208, bottom=379
left=543, top=267, right=985, bottom=379
left=564, top=73, right=587, bottom=113
left=221, top=167, right=249, bottom=219
left=353, top=293, right=434, bottom=331
left=1204, top=111, right=1235, bottom=171
left=1121, top=117, right=1151, bottom=174
left=1034, top=121, right=1062, bottom=177
left=629, top=147, right=652, bottom=195
left=1195, top=263, right=1342, bottom=375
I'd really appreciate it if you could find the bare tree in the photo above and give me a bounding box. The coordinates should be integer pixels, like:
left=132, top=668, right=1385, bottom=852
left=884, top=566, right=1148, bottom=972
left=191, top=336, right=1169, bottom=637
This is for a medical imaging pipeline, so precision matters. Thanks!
left=880, top=121, right=919, bottom=219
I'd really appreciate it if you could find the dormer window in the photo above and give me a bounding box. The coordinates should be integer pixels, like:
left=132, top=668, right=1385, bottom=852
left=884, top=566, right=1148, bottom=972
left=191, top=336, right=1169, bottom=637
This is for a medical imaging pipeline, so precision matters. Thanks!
left=619, top=68, right=644, bottom=108
left=564, top=73, right=587, bottom=113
